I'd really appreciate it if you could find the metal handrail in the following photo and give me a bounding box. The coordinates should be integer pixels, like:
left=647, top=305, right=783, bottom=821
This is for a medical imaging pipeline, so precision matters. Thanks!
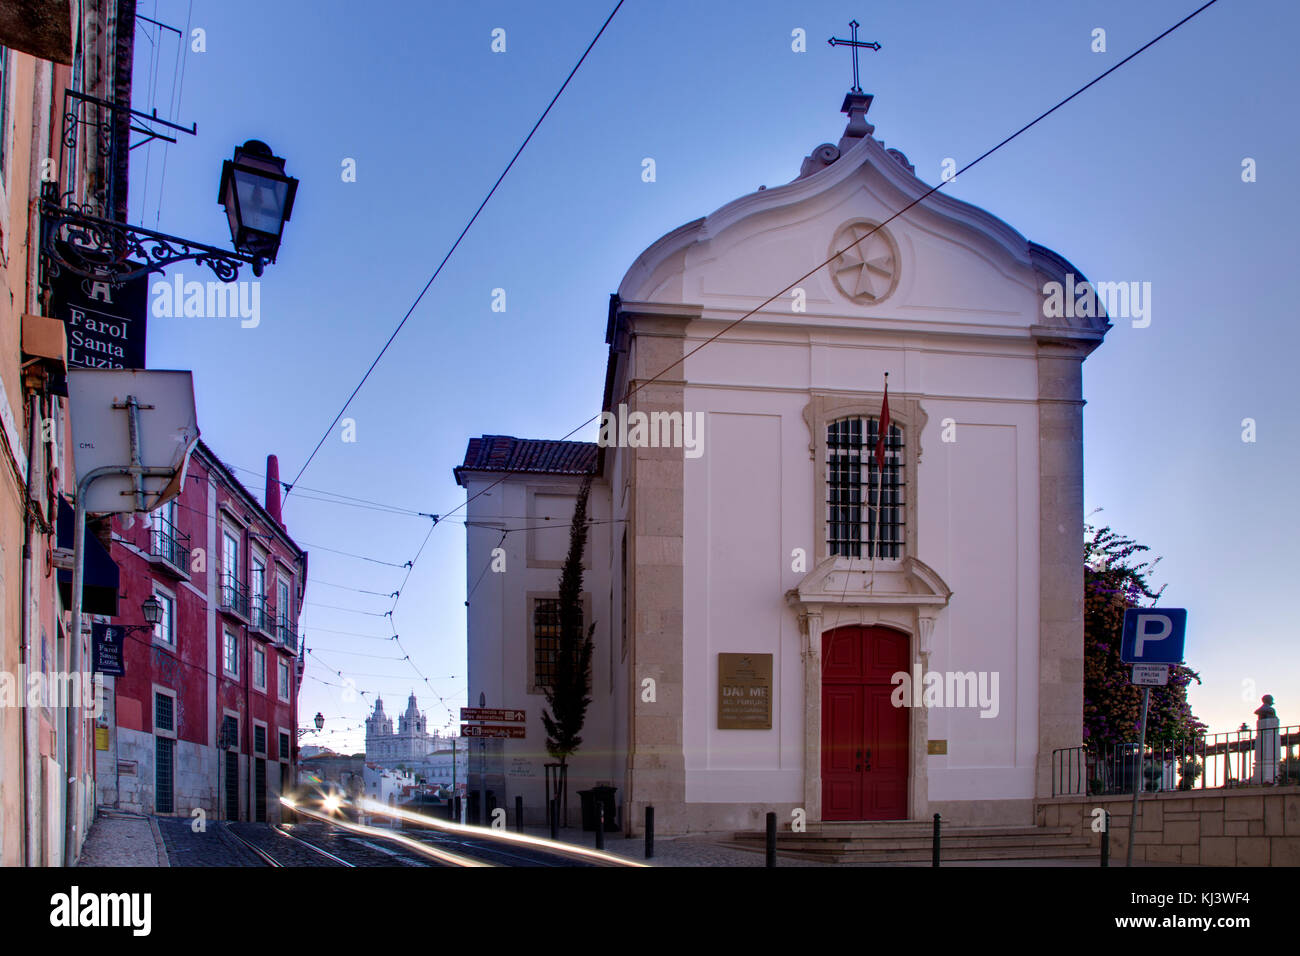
left=1053, top=725, right=1300, bottom=796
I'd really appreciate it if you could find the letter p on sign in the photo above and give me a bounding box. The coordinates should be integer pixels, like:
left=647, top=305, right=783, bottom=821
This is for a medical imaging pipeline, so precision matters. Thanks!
left=1120, top=608, right=1186, bottom=665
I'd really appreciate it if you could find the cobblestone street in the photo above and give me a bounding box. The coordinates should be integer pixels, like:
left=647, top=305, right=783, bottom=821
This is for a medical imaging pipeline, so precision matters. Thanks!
left=76, top=810, right=169, bottom=867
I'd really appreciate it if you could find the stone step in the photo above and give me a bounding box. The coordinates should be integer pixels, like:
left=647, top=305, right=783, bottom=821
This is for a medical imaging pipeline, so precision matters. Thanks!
left=727, top=822, right=1097, bottom=862
left=732, top=825, right=1077, bottom=843
left=719, top=839, right=1099, bottom=863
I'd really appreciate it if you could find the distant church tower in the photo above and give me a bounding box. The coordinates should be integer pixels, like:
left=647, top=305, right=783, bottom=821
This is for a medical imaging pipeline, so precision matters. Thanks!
left=365, top=693, right=437, bottom=768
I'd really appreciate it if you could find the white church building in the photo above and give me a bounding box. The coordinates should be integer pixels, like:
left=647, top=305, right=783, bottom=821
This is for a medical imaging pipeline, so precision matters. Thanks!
left=455, top=88, right=1109, bottom=834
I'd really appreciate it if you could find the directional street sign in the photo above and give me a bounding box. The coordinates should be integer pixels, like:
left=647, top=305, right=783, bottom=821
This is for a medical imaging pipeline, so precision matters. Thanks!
left=1120, top=608, right=1187, bottom=665
left=461, top=724, right=525, bottom=739
left=1131, top=664, right=1170, bottom=687
left=461, top=707, right=525, bottom=723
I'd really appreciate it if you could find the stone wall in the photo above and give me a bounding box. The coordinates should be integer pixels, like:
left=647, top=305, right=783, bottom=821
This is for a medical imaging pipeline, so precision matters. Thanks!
left=1038, top=785, right=1300, bottom=866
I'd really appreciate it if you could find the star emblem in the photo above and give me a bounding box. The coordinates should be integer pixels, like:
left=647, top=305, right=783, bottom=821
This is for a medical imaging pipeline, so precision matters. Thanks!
left=830, top=221, right=898, bottom=303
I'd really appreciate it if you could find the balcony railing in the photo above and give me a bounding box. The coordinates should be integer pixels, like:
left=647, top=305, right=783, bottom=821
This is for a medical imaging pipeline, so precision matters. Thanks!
left=249, top=595, right=277, bottom=637
left=148, top=517, right=191, bottom=574
left=218, top=576, right=250, bottom=619
left=277, top=614, right=299, bottom=655
left=1053, top=725, right=1300, bottom=796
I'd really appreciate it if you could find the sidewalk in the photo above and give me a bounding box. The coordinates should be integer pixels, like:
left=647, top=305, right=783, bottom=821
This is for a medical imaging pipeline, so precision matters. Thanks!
left=76, top=809, right=170, bottom=867
left=516, top=824, right=830, bottom=867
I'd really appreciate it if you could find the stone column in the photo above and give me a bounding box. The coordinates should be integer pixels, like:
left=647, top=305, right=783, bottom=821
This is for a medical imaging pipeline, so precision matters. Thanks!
left=621, top=305, right=695, bottom=832
left=1034, top=338, right=1090, bottom=798
left=798, top=609, right=823, bottom=822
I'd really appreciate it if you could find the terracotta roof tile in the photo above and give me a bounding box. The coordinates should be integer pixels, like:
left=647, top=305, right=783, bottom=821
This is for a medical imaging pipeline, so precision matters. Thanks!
left=453, top=435, right=597, bottom=486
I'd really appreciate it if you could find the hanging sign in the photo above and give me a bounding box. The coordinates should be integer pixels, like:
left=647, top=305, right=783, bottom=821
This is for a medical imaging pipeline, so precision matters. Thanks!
left=48, top=244, right=148, bottom=369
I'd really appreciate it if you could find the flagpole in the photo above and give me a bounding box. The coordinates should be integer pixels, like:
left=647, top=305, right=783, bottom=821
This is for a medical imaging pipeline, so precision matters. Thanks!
left=870, top=372, right=888, bottom=592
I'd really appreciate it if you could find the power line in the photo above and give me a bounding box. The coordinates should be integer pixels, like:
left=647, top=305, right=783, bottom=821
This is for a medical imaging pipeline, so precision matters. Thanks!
left=283, top=0, right=626, bottom=501
left=304, top=601, right=390, bottom=618
left=297, top=540, right=411, bottom=569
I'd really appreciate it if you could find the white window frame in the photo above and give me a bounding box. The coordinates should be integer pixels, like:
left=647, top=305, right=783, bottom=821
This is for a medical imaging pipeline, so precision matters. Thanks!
left=276, top=572, right=293, bottom=622
left=152, top=583, right=177, bottom=647
left=152, top=685, right=178, bottom=740
left=223, top=629, right=239, bottom=678
left=252, top=645, right=266, bottom=693
left=252, top=719, right=268, bottom=756
left=277, top=658, right=290, bottom=703
left=250, top=548, right=267, bottom=616
left=222, top=527, right=241, bottom=592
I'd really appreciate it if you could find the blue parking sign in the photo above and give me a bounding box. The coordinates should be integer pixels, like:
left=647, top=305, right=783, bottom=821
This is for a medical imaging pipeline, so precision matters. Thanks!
left=1120, top=608, right=1186, bottom=664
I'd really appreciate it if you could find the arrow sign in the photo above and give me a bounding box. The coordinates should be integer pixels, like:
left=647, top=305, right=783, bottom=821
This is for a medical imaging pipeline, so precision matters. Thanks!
left=1120, top=608, right=1186, bottom=665
left=461, top=707, right=526, bottom=723
left=461, top=724, right=525, bottom=739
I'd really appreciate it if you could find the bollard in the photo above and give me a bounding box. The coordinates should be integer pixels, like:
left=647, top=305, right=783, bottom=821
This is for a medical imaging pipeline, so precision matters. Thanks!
left=645, top=806, right=655, bottom=860
left=932, top=813, right=941, bottom=867
left=515, top=795, right=523, bottom=833
left=766, top=811, right=777, bottom=868
left=596, top=805, right=605, bottom=851
left=1100, top=810, right=1110, bottom=868
left=549, top=799, right=558, bottom=841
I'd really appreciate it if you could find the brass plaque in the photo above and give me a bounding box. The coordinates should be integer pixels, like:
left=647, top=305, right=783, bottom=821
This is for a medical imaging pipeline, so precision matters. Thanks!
left=718, top=653, right=773, bottom=729
left=927, top=739, right=948, bottom=755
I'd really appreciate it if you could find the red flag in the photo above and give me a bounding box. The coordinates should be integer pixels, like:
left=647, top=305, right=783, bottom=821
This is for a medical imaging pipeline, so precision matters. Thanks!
left=874, top=379, right=890, bottom=471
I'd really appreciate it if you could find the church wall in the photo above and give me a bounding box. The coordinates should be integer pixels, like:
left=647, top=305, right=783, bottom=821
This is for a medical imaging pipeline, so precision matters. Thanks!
left=676, top=321, right=1045, bottom=825
left=462, top=471, right=619, bottom=826
left=917, top=408, right=1039, bottom=807
left=683, top=409, right=802, bottom=804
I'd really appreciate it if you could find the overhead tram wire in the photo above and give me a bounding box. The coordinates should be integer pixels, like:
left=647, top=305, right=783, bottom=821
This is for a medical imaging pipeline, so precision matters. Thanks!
left=384, top=0, right=1229, bottom=535
left=282, top=0, right=626, bottom=504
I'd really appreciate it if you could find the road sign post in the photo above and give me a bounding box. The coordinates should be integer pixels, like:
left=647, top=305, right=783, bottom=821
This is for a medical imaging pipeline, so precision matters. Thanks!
left=1119, top=608, right=1187, bottom=867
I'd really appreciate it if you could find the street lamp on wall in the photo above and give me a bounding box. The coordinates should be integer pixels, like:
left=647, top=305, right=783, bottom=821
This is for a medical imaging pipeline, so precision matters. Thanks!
left=118, top=595, right=164, bottom=636
left=40, top=134, right=298, bottom=287
left=217, top=140, right=298, bottom=275
left=298, top=711, right=326, bottom=739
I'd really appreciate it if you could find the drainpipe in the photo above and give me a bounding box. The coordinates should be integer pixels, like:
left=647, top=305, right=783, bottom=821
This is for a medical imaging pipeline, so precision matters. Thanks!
left=66, top=461, right=175, bottom=865
left=245, top=629, right=252, bottom=821
left=20, top=393, right=42, bottom=866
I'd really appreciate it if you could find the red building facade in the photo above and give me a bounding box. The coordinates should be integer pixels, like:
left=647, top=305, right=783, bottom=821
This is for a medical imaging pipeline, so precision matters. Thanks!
left=95, top=442, right=307, bottom=822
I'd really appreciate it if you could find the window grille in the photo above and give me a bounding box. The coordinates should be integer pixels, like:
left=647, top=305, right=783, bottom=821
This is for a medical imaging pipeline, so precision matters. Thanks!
left=534, top=599, right=562, bottom=689
left=154, top=692, right=174, bottom=732
left=827, top=416, right=905, bottom=559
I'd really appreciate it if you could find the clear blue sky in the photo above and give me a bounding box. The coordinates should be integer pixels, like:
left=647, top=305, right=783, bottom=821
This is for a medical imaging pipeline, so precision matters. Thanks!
left=130, top=0, right=1298, bottom=751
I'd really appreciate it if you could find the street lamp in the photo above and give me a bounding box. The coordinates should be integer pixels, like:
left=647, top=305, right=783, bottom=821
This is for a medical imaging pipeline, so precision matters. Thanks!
left=40, top=135, right=298, bottom=286
left=118, top=595, right=164, bottom=635
left=217, top=140, right=299, bottom=276
left=297, top=711, right=326, bottom=739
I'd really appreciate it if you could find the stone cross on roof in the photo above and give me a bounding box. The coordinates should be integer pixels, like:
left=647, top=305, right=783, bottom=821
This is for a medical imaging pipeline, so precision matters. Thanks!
left=828, top=19, right=881, bottom=94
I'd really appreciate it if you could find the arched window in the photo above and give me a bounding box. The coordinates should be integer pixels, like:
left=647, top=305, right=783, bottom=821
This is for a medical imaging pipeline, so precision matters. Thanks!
left=826, top=416, right=905, bottom=559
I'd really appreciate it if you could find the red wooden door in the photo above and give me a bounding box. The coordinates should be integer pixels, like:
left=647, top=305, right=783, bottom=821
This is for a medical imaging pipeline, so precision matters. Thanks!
left=821, top=626, right=909, bottom=820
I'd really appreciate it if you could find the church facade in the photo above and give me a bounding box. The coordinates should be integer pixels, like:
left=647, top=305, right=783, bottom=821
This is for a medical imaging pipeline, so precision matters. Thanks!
left=364, top=694, right=447, bottom=769
left=456, top=90, right=1108, bottom=834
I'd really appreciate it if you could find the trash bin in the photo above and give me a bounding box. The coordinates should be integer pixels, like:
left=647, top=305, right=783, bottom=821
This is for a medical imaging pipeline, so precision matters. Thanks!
left=579, top=786, right=619, bottom=832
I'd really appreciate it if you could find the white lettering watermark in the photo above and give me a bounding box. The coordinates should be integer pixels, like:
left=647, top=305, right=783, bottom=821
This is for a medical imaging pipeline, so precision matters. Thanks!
left=50, top=887, right=151, bottom=936
left=596, top=403, right=705, bottom=459
left=890, top=667, right=999, bottom=718
left=151, top=271, right=261, bottom=328
left=1042, top=273, right=1151, bottom=328
left=0, top=670, right=104, bottom=717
